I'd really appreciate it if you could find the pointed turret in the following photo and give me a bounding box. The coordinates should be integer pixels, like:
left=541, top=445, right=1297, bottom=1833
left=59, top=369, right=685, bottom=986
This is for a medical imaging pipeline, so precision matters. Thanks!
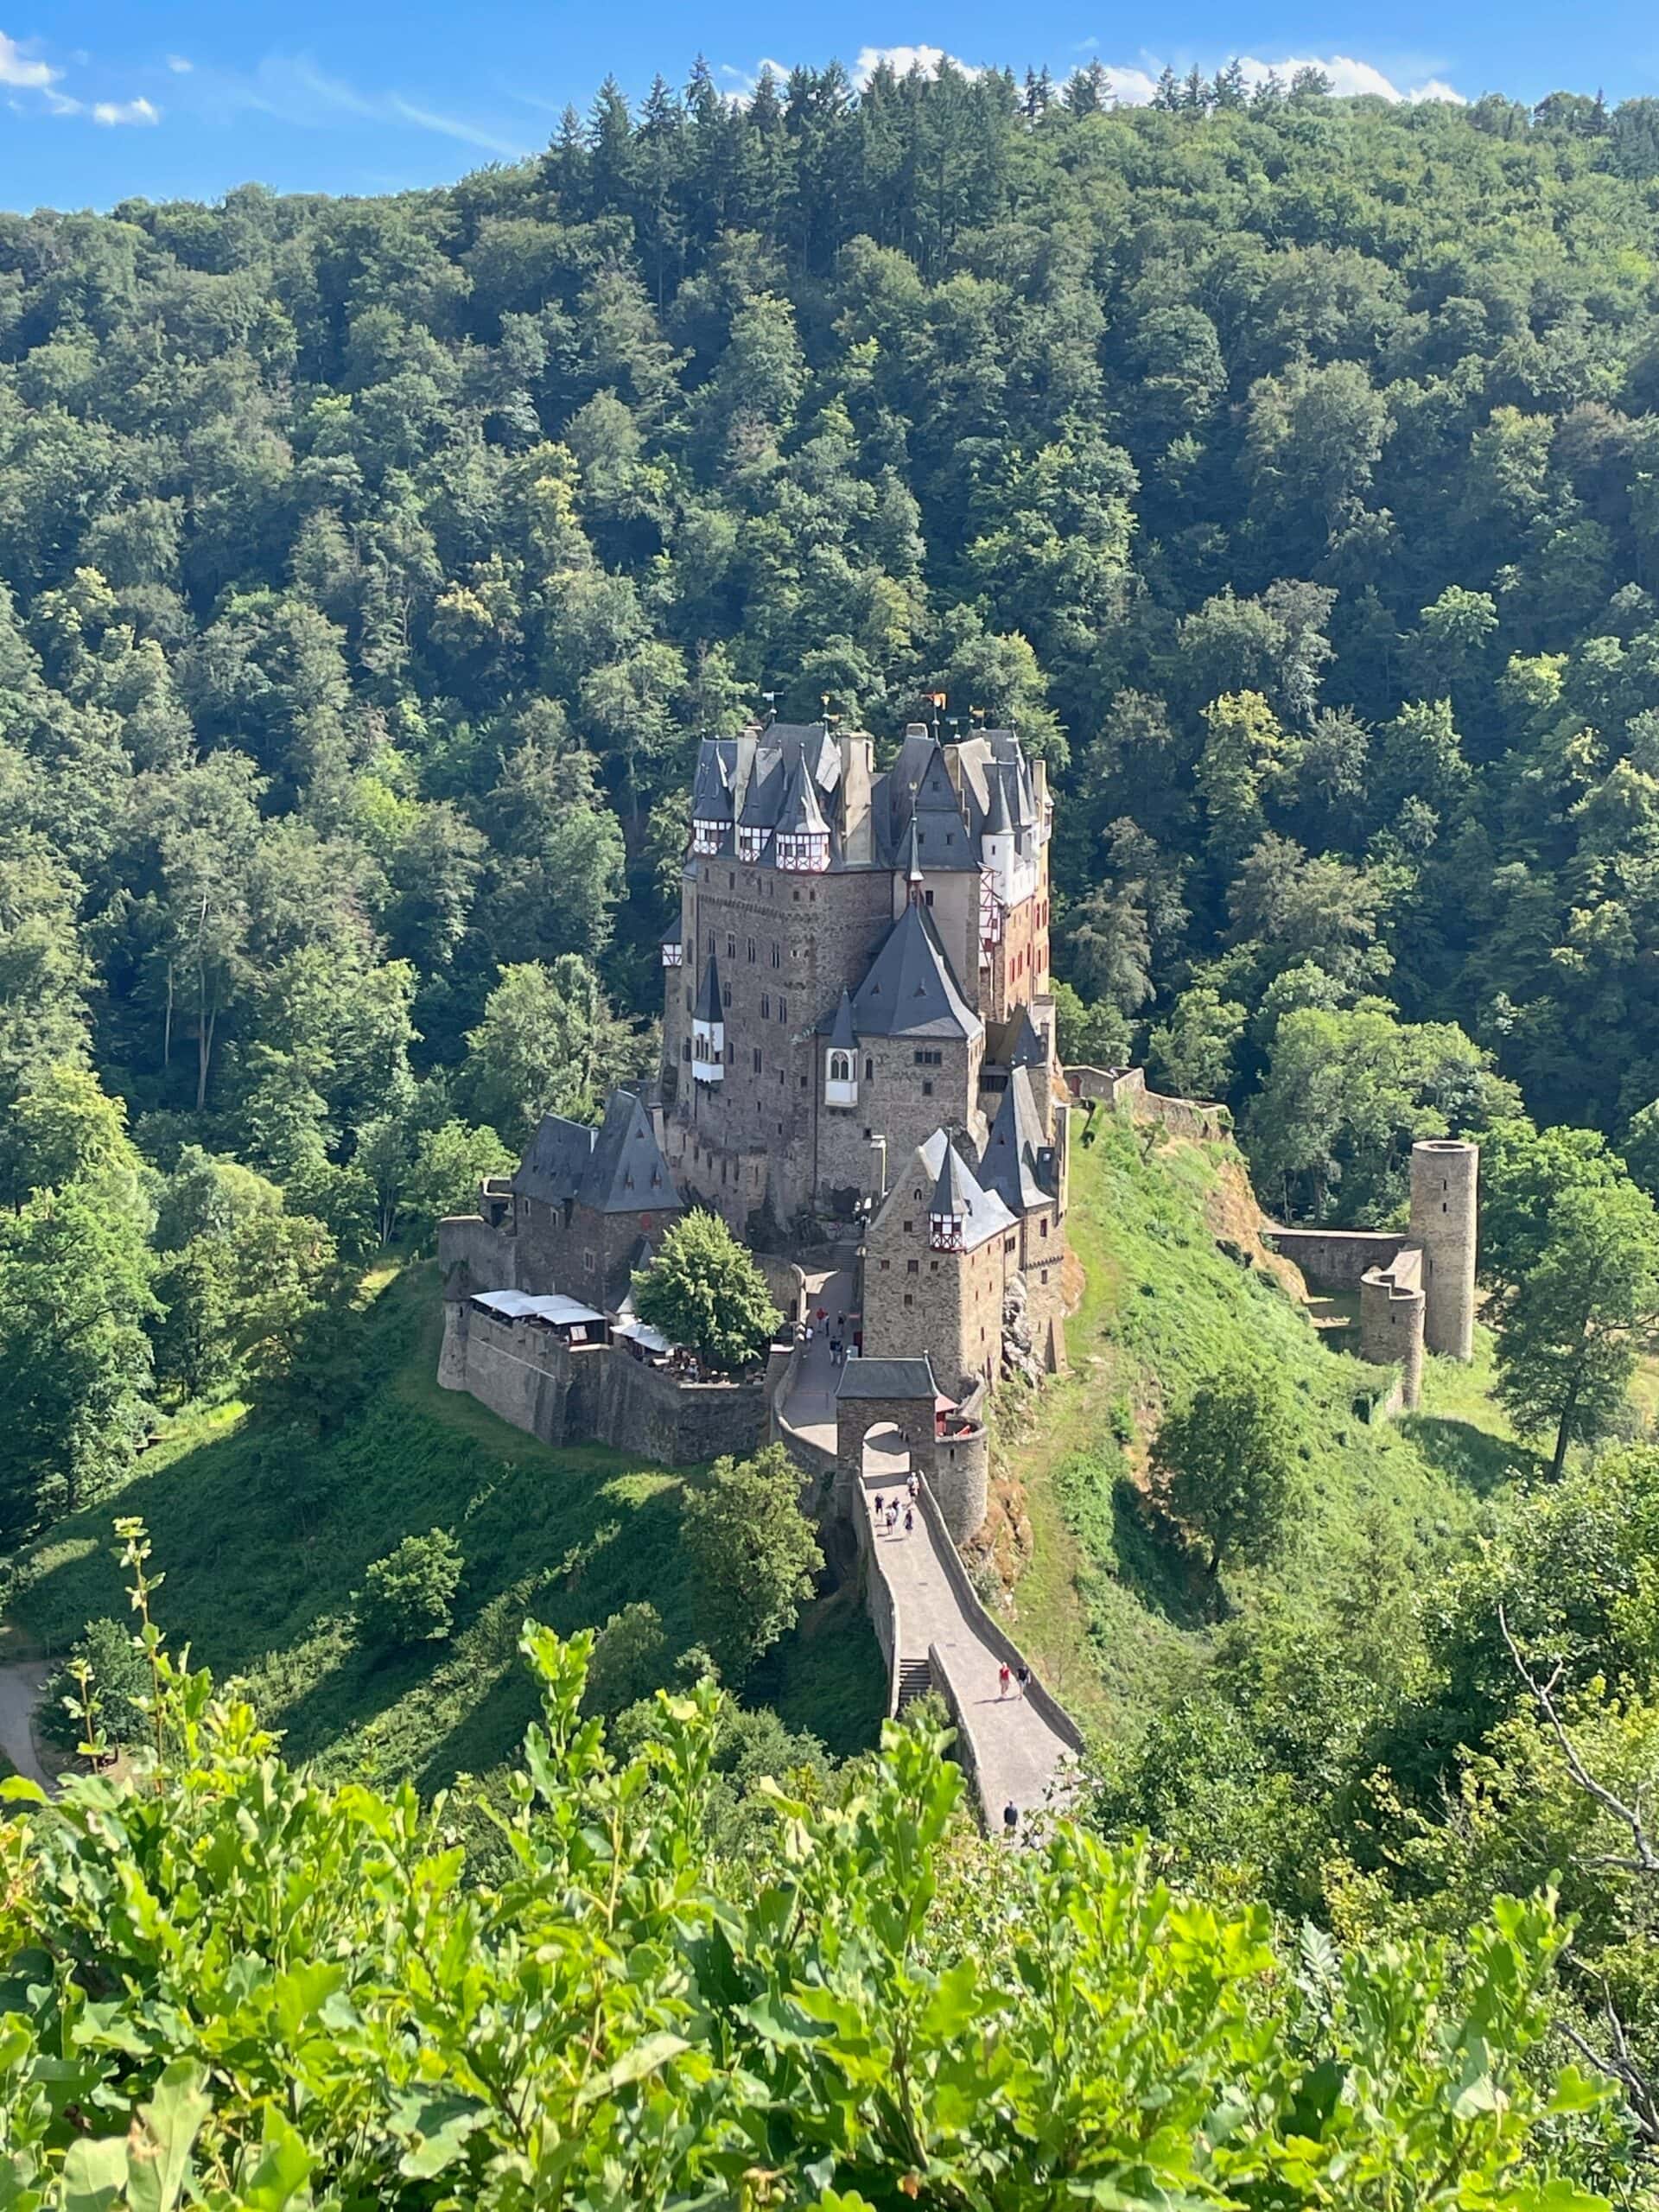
left=773, top=752, right=831, bottom=872
left=979, top=1066, right=1052, bottom=1214
left=691, top=947, right=725, bottom=1083
left=824, top=988, right=858, bottom=1105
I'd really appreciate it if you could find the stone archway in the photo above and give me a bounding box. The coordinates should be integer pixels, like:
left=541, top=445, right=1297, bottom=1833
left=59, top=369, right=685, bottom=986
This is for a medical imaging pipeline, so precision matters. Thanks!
left=833, top=1357, right=941, bottom=1518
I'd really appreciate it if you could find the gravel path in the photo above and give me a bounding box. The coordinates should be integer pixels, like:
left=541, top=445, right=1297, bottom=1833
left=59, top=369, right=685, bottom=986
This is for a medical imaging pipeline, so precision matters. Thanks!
left=0, top=1660, right=52, bottom=1790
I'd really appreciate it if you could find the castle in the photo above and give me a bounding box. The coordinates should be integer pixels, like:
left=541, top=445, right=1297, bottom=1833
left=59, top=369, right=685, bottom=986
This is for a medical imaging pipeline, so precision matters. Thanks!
left=436, top=714, right=1074, bottom=1510
left=660, top=718, right=1072, bottom=1384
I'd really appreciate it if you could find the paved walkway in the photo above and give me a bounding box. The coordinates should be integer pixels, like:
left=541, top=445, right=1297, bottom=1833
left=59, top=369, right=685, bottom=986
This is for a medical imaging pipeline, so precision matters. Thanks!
left=785, top=1261, right=855, bottom=1457
left=0, top=1660, right=53, bottom=1790
left=858, top=1433, right=1075, bottom=1829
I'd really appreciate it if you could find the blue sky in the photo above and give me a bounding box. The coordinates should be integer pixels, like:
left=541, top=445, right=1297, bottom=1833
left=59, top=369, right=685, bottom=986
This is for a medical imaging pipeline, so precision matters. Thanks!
left=4, top=1, right=1659, bottom=210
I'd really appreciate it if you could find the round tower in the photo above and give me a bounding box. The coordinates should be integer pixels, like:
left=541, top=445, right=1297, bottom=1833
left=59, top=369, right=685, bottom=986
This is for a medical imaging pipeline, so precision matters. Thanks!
left=1409, top=1139, right=1478, bottom=1361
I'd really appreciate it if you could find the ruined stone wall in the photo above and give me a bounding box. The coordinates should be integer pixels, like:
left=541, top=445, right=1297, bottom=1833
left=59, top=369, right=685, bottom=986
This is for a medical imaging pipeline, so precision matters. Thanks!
left=1264, top=1225, right=1408, bottom=1289
left=1359, top=1260, right=1427, bottom=1410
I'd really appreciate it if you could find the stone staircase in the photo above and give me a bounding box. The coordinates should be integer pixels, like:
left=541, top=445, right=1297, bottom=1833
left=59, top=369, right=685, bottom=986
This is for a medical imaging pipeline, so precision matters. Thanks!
left=895, top=1658, right=933, bottom=1711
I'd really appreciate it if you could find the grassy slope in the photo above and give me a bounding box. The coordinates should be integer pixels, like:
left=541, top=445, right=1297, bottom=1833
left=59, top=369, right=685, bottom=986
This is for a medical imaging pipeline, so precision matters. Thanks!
left=5, top=1268, right=885, bottom=1788
left=994, top=1111, right=1515, bottom=1742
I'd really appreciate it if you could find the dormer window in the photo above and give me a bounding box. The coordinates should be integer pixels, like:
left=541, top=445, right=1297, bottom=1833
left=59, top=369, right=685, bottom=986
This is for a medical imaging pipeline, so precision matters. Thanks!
left=737, top=826, right=770, bottom=861
left=930, top=1208, right=965, bottom=1253
left=692, top=820, right=723, bottom=855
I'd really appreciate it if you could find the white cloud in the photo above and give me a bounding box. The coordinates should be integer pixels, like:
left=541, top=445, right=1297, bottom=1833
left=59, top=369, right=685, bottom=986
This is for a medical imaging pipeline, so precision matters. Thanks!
left=166, top=54, right=193, bottom=74
left=186, top=51, right=532, bottom=157
left=1067, top=50, right=1465, bottom=107
left=1233, top=53, right=1465, bottom=103
left=0, top=30, right=57, bottom=90
left=92, top=95, right=159, bottom=125
left=1097, top=67, right=1159, bottom=104
left=852, top=44, right=981, bottom=88
left=386, top=93, right=523, bottom=155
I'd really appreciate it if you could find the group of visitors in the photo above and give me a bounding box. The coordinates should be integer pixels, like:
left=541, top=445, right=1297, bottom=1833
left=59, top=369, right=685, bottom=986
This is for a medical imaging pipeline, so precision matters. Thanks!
left=871, top=1471, right=919, bottom=1538
left=997, top=1661, right=1033, bottom=1699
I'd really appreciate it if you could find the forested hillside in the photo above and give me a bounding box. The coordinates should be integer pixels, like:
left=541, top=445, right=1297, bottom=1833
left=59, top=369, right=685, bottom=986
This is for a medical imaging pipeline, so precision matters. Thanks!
left=8, top=68, right=1659, bottom=1210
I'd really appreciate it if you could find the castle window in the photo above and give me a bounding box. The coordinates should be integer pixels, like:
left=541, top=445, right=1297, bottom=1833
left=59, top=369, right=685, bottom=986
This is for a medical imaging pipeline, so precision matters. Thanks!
left=747, top=938, right=756, bottom=963
left=727, top=935, right=735, bottom=959
left=729, top=874, right=735, bottom=888
left=684, top=989, right=692, bottom=1014
left=930, top=1260, right=938, bottom=1273
left=904, top=1293, right=914, bottom=1308
left=904, top=1220, right=913, bottom=1234
left=829, top=1051, right=853, bottom=1085
left=922, top=1081, right=933, bottom=1097
left=753, top=1049, right=763, bottom=1073
left=913, top=1187, right=923, bottom=1200
left=779, top=997, right=787, bottom=1021
left=727, top=1040, right=734, bottom=1062
left=1004, top=1235, right=1015, bottom=1253
left=793, top=889, right=801, bottom=902
left=879, top=1258, right=890, bottom=1271
left=683, top=1040, right=691, bottom=1061
left=1040, top=1268, right=1049, bottom=1285
left=925, top=888, right=934, bottom=906
left=583, top=1249, right=595, bottom=1272
left=867, top=1058, right=874, bottom=1082
left=722, top=986, right=732, bottom=1008
left=761, top=995, right=770, bottom=1020
left=772, top=944, right=781, bottom=967
left=1040, top=1217, right=1048, bottom=1236
left=907, top=1258, right=918, bottom=1274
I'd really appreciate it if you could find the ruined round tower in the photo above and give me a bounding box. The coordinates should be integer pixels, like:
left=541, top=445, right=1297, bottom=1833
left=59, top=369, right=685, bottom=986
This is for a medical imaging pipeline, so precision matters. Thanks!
left=1409, top=1139, right=1478, bottom=1361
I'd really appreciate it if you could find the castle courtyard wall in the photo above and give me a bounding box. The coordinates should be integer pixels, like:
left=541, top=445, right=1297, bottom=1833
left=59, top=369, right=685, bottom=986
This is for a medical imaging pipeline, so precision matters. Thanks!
left=439, top=1303, right=770, bottom=1466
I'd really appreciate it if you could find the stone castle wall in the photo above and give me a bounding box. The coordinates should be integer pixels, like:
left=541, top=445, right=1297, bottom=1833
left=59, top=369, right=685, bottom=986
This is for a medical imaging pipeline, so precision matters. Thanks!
left=1265, top=1225, right=1408, bottom=1289
left=439, top=1303, right=770, bottom=1467
left=437, top=1214, right=520, bottom=1295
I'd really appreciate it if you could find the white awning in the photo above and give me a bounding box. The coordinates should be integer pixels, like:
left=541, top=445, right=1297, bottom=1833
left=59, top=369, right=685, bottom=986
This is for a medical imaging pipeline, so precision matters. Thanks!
left=471, top=1290, right=608, bottom=1326
left=613, top=1317, right=672, bottom=1355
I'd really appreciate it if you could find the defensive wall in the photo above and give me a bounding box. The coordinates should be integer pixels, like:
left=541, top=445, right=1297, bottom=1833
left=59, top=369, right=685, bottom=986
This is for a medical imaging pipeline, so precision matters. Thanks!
left=438, top=1300, right=773, bottom=1467
left=1062, top=1065, right=1231, bottom=1142
left=1262, top=1138, right=1478, bottom=1412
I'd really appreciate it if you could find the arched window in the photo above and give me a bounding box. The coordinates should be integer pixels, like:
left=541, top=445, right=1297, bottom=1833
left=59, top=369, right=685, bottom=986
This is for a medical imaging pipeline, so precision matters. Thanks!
left=829, top=1051, right=852, bottom=1085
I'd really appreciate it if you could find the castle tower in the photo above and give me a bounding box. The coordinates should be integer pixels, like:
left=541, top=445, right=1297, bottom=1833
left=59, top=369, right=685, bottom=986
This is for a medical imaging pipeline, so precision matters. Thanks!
left=1409, top=1139, right=1478, bottom=1360
left=690, top=948, right=725, bottom=1085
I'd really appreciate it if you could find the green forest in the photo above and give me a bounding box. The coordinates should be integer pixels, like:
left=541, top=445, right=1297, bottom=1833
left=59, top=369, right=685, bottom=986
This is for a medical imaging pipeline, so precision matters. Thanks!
left=11, top=55, right=1659, bottom=2205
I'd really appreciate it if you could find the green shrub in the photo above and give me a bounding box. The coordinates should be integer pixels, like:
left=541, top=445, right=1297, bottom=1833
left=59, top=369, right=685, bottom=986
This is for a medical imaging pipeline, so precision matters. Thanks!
left=353, top=1528, right=462, bottom=1649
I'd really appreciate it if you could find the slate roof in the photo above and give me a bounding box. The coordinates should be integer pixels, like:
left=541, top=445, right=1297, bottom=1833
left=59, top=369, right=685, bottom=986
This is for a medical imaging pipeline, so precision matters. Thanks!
left=874, top=1128, right=1015, bottom=1253
left=836, top=1353, right=939, bottom=1402
left=1006, top=1005, right=1046, bottom=1069
left=828, top=988, right=856, bottom=1052
left=850, top=903, right=982, bottom=1041
left=693, top=945, right=723, bottom=1025
left=512, top=1090, right=682, bottom=1217
left=978, top=1065, right=1052, bottom=1215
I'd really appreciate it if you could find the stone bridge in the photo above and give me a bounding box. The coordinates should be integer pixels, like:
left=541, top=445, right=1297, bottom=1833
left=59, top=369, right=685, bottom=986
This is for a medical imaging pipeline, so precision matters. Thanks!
left=776, top=1269, right=1081, bottom=1830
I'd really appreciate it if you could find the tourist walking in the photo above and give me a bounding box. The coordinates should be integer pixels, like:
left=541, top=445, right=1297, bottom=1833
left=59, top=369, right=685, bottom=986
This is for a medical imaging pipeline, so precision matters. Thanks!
left=998, top=1662, right=1011, bottom=1699
left=1002, top=1801, right=1018, bottom=1840
left=1015, top=1664, right=1031, bottom=1699
left=873, top=1492, right=884, bottom=1520
left=903, top=1504, right=914, bottom=1535
left=906, top=1472, right=919, bottom=1502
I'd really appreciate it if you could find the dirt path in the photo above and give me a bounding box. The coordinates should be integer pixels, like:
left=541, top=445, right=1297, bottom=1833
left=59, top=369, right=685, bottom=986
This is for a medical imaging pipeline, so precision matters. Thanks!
left=0, top=1660, right=52, bottom=1789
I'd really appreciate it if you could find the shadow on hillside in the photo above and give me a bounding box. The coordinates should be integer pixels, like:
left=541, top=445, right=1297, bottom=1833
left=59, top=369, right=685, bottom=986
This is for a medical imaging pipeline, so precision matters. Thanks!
left=7, top=1266, right=889, bottom=1782
left=1108, top=1475, right=1213, bottom=1630
left=1397, top=1413, right=1539, bottom=1497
